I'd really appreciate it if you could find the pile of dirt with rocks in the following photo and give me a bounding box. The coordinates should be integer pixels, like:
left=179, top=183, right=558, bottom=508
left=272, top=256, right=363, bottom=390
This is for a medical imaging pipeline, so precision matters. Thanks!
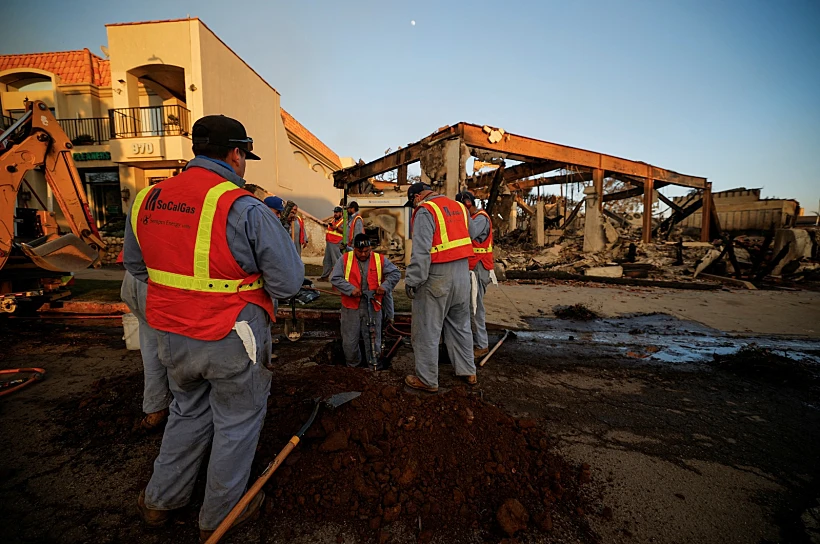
left=259, top=365, right=601, bottom=543
left=553, top=303, right=600, bottom=321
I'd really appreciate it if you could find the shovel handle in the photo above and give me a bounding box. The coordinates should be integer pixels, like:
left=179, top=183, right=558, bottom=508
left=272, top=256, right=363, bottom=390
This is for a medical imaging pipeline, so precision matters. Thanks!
left=479, top=330, right=510, bottom=368
left=204, top=436, right=300, bottom=544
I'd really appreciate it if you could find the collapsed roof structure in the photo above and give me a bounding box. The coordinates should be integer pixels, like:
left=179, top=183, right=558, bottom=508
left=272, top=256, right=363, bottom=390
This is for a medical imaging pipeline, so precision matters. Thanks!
left=333, top=122, right=715, bottom=243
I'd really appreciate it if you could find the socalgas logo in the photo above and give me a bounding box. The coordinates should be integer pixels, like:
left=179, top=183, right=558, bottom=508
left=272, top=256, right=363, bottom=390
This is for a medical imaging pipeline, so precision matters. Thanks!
left=144, top=189, right=197, bottom=214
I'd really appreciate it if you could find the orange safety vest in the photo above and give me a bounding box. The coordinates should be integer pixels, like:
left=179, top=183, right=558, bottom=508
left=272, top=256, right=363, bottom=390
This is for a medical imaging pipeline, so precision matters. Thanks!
left=326, top=216, right=344, bottom=244
left=413, top=196, right=473, bottom=263
left=347, top=214, right=363, bottom=245
left=340, top=251, right=385, bottom=312
left=291, top=216, right=307, bottom=246
left=469, top=209, right=494, bottom=271
left=131, top=168, right=274, bottom=341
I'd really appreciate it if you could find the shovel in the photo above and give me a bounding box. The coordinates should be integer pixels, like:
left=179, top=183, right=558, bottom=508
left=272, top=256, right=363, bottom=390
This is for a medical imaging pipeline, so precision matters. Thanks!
left=284, top=297, right=304, bottom=341
left=204, top=391, right=361, bottom=544
left=478, top=329, right=516, bottom=367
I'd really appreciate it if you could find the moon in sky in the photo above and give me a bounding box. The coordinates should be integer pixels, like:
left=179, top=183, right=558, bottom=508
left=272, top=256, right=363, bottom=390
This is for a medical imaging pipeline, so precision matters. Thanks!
left=411, top=20, right=416, bottom=26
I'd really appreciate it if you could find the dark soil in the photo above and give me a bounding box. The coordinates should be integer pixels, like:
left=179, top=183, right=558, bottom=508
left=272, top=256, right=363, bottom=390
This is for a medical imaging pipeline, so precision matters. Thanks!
left=257, top=365, right=599, bottom=542
left=44, top=347, right=600, bottom=543
left=552, top=304, right=600, bottom=321
left=711, top=345, right=820, bottom=392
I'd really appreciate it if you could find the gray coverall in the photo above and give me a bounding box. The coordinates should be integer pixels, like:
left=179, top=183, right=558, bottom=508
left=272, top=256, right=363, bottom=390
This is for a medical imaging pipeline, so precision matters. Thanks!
left=344, top=212, right=364, bottom=251
left=123, top=156, right=304, bottom=531
left=468, top=211, right=492, bottom=350
left=287, top=218, right=308, bottom=257
left=330, top=254, right=401, bottom=367
left=120, top=271, right=172, bottom=414
left=321, top=228, right=342, bottom=278
left=405, top=195, right=475, bottom=388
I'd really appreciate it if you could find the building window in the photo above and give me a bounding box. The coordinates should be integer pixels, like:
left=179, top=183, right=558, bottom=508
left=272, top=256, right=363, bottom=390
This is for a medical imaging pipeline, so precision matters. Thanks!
left=82, top=169, right=122, bottom=229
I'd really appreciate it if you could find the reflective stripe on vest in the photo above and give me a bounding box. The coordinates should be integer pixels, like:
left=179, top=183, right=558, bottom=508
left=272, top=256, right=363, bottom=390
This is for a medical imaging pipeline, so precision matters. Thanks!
left=468, top=209, right=494, bottom=270
left=344, top=252, right=383, bottom=285
left=341, top=252, right=385, bottom=311
left=131, top=181, right=264, bottom=294
left=347, top=215, right=363, bottom=243
left=423, top=200, right=472, bottom=254
left=471, top=210, right=493, bottom=253
left=130, top=185, right=153, bottom=246
left=326, top=217, right=344, bottom=242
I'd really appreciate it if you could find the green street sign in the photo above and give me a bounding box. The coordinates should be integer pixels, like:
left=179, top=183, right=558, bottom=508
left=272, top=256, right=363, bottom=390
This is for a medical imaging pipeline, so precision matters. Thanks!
left=73, top=151, right=111, bottom=161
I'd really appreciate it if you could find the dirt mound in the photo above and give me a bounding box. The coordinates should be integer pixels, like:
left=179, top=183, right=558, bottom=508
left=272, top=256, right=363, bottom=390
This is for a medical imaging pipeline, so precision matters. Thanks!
left=553, top=303, right=600, bottom=321
left=258, top=365, right=600, bottom=543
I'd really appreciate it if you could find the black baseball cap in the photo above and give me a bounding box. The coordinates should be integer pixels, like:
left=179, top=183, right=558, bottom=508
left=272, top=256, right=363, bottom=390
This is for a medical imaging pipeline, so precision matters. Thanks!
left=333, top=206, right=343, bottom=213
left=192, top=115, right=261, bottom=160
left=347, top=201, right=359, bottom=211
left=353, top=233, right=371, bottom=248
left=455, top=191, right=476, bottom=204
left=406, top=182, right=432, bottom=207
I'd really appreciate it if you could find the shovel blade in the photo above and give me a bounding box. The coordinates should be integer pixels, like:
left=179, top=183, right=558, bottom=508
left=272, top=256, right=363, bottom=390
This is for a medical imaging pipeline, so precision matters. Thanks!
left=284, top=318, right=304, bottom=341
left=324, top=391, right=361, bottom=408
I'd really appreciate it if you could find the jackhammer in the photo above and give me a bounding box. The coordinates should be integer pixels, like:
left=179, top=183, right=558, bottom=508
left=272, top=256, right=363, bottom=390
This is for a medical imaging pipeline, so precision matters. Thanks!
left=362, top=290, right=381, bottom=372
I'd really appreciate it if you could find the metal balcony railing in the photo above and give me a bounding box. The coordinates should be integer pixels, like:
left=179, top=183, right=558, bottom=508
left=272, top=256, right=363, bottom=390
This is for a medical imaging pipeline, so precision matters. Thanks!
left=109, top=105, right=191, bottom=139
left=1, top=115, right=14, bottom=131
left=58, top=117, right=111, bottom=145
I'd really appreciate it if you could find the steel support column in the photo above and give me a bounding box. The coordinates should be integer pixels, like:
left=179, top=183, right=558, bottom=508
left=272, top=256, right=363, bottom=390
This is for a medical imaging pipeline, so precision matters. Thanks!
left=642, top=178, right=654, bottom=243
left=701, top=183, right=712, bottom=242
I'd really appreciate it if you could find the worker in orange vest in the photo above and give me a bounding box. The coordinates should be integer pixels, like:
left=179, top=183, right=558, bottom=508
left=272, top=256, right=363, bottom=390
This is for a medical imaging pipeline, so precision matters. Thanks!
left=320, top=206, right=344, bottom=280
left=125, top=114, right=304, bottom=540
left=345, top=201, right=364, bottom=250
left=330, top=233, right=401, bottom=367
left=403, top=183, right=476, bottom=392
left=456, top=191, right=495, bottom=359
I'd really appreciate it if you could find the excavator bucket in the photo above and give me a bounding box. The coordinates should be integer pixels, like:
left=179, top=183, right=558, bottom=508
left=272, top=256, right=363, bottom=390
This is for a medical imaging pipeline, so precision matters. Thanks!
left=20, top=233, right=100, bottom=272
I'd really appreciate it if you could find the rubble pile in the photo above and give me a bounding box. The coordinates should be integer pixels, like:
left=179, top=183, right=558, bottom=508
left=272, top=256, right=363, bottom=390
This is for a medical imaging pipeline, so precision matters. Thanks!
left=496, top=223, right=820, bottom=288
left=259, top=365, right=601, bottom=543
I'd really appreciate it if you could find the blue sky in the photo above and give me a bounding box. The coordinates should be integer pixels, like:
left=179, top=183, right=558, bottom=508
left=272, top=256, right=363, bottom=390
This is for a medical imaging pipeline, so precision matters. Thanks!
left=2, top=0, right=818, bottom=213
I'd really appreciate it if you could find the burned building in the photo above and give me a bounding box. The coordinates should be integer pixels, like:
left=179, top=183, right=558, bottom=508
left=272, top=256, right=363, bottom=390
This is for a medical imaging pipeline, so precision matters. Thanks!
left=673, top=188, right=800, bottom=233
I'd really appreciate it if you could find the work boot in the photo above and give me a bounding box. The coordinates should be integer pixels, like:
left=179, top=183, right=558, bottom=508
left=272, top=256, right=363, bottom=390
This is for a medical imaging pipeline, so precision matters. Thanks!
left=199, top=490, right=265, bottom=543
left=138, top=489, right=170, bottom=527
left=404, top=375, right=438, bottom=393
left=473, top=347, right=489, bottom=359
left=138, top=408, right=169, bottom=433
left=463, top=375, right=477, bottom=385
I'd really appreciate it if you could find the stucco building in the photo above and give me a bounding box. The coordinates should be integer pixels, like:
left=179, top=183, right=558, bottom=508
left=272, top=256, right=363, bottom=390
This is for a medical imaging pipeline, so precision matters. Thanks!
left=0, top=17, right=342, bottom=230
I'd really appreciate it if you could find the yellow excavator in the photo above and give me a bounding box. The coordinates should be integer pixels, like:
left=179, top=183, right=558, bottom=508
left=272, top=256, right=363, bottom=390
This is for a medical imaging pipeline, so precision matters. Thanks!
left=0, top=100, right=106, bottom=314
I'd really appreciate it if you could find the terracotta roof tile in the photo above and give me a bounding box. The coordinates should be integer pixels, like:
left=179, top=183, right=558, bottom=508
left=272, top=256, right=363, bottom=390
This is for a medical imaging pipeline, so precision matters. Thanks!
left=1, top=48, right=339, bottom=168
left=0, top=49, right=107, bottom=86
left=280, top=109, right=340, bottom=169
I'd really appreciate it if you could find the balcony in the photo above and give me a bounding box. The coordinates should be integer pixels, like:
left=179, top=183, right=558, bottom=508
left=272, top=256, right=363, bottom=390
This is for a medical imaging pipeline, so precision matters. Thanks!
left=110, top=105, right=191, bottom=139
left=58, top=117, right=110, bottom=145
left=107, top=105, right=193, bottom=166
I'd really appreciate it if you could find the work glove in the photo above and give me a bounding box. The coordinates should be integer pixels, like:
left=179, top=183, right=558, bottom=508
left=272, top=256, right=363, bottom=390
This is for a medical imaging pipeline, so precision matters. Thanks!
left=405, top=284, right=416, bottom=300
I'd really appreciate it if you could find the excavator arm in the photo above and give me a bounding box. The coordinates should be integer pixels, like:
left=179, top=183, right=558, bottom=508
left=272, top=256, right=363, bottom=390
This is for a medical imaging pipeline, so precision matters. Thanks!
left=0, top=101, right=105, bottom=273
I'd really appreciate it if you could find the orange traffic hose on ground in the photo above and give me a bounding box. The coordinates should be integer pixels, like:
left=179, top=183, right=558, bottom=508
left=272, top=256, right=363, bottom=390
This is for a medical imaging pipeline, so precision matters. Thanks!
left=0, top=368, right=46, bottom=397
